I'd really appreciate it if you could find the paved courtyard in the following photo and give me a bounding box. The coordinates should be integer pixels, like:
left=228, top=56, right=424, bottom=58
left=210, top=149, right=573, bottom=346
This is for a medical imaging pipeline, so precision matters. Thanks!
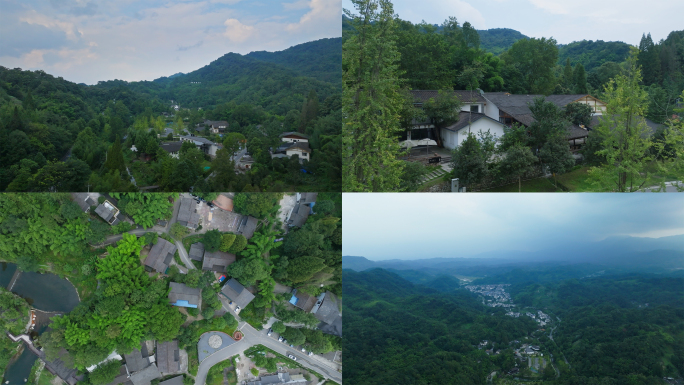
left=198, top=331, right=238, bottom=362
left=197, top=202, right=243, bottom=233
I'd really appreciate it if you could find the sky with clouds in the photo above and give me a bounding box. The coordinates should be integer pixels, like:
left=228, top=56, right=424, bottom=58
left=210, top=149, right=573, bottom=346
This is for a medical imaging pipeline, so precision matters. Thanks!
left=343, top=0, right=682, bottom=46
left=1, top=0, right=341, bottom=84
left=342, top=194, right=684, bottom=260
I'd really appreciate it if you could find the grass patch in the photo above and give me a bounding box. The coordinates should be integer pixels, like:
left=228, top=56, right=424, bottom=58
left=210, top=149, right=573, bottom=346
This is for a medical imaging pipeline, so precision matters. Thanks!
left=187, top=346, right=199, bottom=376
left=182, top=235, right=204, bottom=254
left=206, top=358, right=233, bottom=385
left=554, top=167, right=595, bottom=192
left=417, top=178, right=447, bottom=192
left=480, top=177, right=562, bottom=192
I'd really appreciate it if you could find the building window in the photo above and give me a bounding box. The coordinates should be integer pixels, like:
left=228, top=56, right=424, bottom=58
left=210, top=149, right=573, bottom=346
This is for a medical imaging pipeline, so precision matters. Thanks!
left=470, top=105, right=479, bottom=113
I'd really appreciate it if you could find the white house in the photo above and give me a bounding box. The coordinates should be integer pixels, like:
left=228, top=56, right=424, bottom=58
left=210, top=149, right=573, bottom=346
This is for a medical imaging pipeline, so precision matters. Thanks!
left=442, top=112, right=506, bottom=150
left=179, top=135, right=222, bottom=157
left=272, top=132, right=311, bottom=162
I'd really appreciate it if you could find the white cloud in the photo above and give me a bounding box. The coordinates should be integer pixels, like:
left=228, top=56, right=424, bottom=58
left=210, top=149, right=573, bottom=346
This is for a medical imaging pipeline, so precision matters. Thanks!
left=286, top=0, right=340, bottom=32
left=223, top=18, right=256, bottom=42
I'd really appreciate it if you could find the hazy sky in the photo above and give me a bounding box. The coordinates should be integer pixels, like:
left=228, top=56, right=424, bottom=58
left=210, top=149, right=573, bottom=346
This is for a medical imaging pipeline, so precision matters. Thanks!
left=343, top=194, right=684, bottom=260
left=1, top=0, right=341, bottom=84
left=342, top=0, right=681, bottom=46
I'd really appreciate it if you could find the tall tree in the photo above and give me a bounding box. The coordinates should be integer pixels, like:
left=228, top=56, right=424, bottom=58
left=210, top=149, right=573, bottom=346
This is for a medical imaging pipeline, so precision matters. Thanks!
left=502, top=37, right=558, bottom=95
left=539, top=133, right=575, bottom=187
left=589, top=48, right=653, bottom=192
left=638, top=33, right=661, bottom=86
left=422, top=90, right=462, bottom=147
left=103, top=136, right=126, bottom=174
left=342, top=0, right=405, bottom=192
left=562, top=58, right=574, bottom=92
left=498, top=143, right=537, bottom=192
left=573, top=63, right=588, bottom=94
left=450, top=133, right=488, bottom=191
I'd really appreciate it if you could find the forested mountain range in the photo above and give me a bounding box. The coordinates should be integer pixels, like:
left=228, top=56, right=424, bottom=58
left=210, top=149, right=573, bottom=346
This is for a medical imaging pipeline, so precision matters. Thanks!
left=344, top=266, right=684, bottom=384
left=0, top=38, right=341, bottom=192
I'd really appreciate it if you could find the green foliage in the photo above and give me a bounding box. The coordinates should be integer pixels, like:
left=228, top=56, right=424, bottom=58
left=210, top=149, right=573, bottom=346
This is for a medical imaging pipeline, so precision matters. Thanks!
left=588, top=49, right=654, bottom=192
left=223, top=312, right=238, bottom=329
left=220, top=233, right=236, bottom=252
left=502, top=37, right=559, bottom=94
left=477, top=28, right=528, bottom=55
left=226, top=257, right=269, bottom=287
left=170, top=222, right=190, bottom=239
left=148, top=303, right=186, bottom=342
left=201, top=307, right=215, bottom=320
left=250, top=368, right=259, bottom=377
left=451, top=133, right=488, bottom=190
left=90, top=360, right=122, bottom=385
left=342, top=0, right=405, bottom=192
left=233, top=193, right=282, bottom=218
left=112, top=193, right=173, bottom=229
left=271, top=321, right=286, bottom=334
left=203, top=229, right=222, bottom=252
left=281, top=327, right=306, bottom=346
left=498, top=143, right=537, bottom=192
left=0, top=288, right=31, bottom=335
left=228, top=234, right=247, bottom=253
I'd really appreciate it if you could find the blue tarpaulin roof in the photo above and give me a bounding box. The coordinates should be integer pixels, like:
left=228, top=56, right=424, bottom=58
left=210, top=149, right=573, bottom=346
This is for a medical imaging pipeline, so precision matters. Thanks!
left=172, top=300, right=198, bottom=308
left=289, top=295, right=298, bottom=305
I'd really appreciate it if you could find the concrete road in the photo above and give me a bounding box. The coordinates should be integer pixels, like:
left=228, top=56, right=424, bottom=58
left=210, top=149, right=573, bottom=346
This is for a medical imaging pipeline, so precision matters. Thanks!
left=639, top=181, right=684, bottom=192
left=194, top=339, right=249, bottom=385
left=175, top=239, right=196, bottom=270
left=239, top=322, right=343, bottom=384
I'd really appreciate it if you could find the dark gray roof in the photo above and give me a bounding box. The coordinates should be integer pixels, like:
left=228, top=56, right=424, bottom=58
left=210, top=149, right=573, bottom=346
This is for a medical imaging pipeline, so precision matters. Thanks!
left=298, top=192, right=318, bottom=204
left=72, top=193, right=97, bottom=212
left=177, top=198, right=200, bottom=228
left=129, top=363, right=161, bottom=385
left=161, top=141, right=183, bottom=153
left=288, top=204, right=310, bottom=228
left=42, top=348, right=81, bottom=385
left=188, top=242, right=205, bottom=261
left=444, top=112, right=504, bottom=132
left=279, top=131, right=308, bottom=139
left=238, top=216, right=258, bottom=239
left=589, top=115, right=661, bottom=136
left=484, top=92, right=540, bottom=118
left=180, top=135, right=215, bottom=146
left=158, top=376, right=184, bottom=385
left=292, top=290, right=316, bottom=312
left=410, top=90, right=486, bottom=104
left=221, top=278, right=255, bottom=308
left=202, top=250, right=236, bottom=272
left=95, top=204, right=115, bottom=222
left=314, top=292, right=340, bottom=325
left=567, top=124, right=590, bottom=140
left=168, top=282, right=201, bottom=307
left=544, top=94, right=594, bottom=107
left=156, top=340, right=181, bottom=374
left=124, top=343, right=150, bottom=373
left=276, top=141, right=311, bottom=154
left=106, top=365, right=132, bottom=385
left=143, top=238, right=176, bottom=273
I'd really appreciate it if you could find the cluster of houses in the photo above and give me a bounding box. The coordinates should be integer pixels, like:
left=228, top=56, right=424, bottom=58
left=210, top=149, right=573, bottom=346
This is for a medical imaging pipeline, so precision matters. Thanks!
left=515, top=343, right=542, bottom=357
left=407, top=89, right=663, bottom=153
left=90, top=340, right=182, bottom=385
left=465, top=284, right=513, bottom=307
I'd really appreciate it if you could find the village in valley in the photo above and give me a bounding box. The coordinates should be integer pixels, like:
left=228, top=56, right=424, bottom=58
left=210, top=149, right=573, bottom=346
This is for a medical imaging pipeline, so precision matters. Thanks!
left=465, top=284, right=559, bottom=382
left=0, top=192, right=342, bottom=385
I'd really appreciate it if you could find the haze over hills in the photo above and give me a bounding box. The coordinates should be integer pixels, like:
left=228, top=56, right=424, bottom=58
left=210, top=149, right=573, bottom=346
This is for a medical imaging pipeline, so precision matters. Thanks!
left=344, top=234, right=684, bottom=286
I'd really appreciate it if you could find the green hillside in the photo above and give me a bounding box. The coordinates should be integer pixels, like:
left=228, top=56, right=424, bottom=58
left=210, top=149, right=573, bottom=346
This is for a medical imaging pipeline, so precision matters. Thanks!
left=558, top=40, right=632, bottom=71
left=477, top=28, right=529, bottom=55
left=246, top=38, right=342, bottom=83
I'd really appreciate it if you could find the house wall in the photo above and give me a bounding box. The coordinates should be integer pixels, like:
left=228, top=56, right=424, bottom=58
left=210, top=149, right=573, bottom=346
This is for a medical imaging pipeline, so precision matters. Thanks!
left=286, top=148, right=310, bottom=160
left=441, top=119, right=506, bottom=150
left=282, top=137, right=309, bottom=143
left=460, top=103, right=484, bottom=114
left=482, top=96, right=500, bottom=121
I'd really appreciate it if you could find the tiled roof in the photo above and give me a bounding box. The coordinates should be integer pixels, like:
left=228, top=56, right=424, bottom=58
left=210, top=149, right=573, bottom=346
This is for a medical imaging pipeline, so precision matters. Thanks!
left=221, top=278, right=255, bottom=308
left=161, top=142, right=183, bottom=153
left=314, top=292, right=340, bottom=325
left=129, top=363, right=161, bottom=385
left=444, top=112, right=503, bottom=132
left=143, top=239, right=176, bottom=273
left=238, top=216, right=258, bottom=239
left=156, top=340, right=181, bottom=374
left=202, top=250, right=236, bottom=272
left=188, top=242, right=205, bottom=261
left=168, top=282, right=201, bottom=307
left=124, top=343, right=150, bottom=373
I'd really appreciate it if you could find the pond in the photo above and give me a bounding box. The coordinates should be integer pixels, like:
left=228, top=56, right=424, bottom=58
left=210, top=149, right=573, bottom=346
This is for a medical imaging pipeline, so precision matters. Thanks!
left=0, top=262, right=17, bottom=289
left=2, top=263, right=81, bottom=384
left=3, top=348, right=36, bottom=385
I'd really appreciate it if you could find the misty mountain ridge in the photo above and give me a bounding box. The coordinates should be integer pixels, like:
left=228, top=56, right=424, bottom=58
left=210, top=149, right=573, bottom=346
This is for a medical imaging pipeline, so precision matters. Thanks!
left=344, top=234, right=684, bottom=275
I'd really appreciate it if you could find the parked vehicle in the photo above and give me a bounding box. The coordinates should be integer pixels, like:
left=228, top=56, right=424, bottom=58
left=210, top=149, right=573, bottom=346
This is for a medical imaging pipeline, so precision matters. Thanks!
left=278, top=336, right=284, bottom=342
left=267, top=328, right=272, bottom=336
left=217, top=275, right=226, bottom=283
left=308, top=352, right=313, bottom=356
left=288, top=355, right=297, bottom=361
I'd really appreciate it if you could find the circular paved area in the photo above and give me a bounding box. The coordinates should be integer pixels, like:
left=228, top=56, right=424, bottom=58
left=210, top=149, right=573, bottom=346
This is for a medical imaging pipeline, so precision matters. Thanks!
left=208, top=335, right=223, bottom=348
left=198, top=331, right=237, bottom=362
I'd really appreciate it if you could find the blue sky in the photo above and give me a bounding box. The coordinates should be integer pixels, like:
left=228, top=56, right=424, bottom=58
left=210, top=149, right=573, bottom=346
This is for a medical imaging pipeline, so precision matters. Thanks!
left=1, top=0, right=341, bottom=84
left=342, top=194, right=684, bottom=260
left=343, top=0, right=682, bottom=46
